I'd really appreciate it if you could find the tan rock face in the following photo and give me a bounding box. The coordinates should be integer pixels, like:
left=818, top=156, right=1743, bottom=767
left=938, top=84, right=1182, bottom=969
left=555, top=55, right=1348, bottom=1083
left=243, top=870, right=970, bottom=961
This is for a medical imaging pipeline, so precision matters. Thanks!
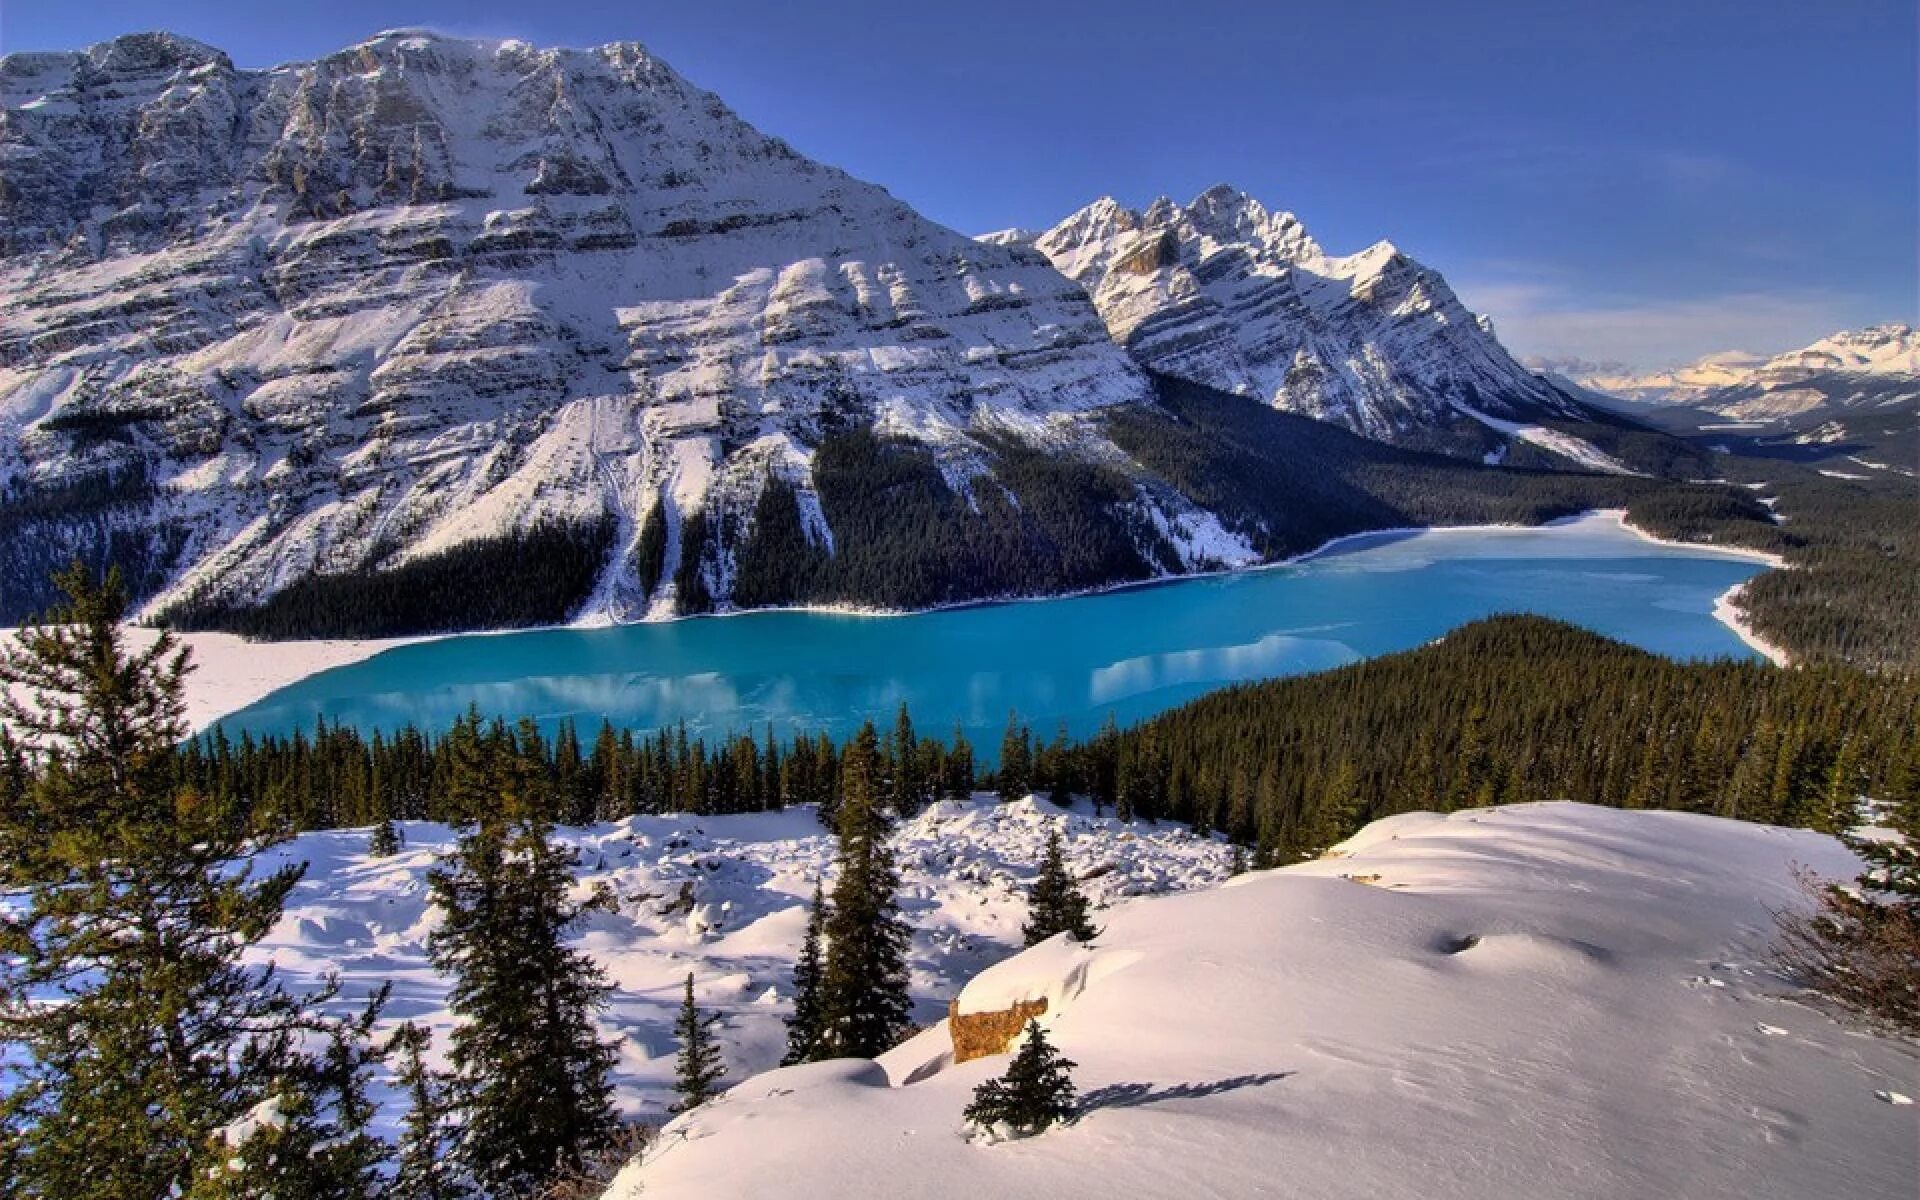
left=947, top=996, right=1048, bottom=1064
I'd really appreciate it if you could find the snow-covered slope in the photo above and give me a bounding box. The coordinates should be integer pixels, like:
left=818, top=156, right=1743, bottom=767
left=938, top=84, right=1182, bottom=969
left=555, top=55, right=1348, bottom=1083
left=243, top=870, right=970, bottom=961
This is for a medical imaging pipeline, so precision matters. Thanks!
left=609, top=803, right=1917, bottom=1200
left=244, top=796, right=1230, bottom=1129
left=1008, top=186, right=1596, bottom=455
left=0, top=31, right=1153, bottom=622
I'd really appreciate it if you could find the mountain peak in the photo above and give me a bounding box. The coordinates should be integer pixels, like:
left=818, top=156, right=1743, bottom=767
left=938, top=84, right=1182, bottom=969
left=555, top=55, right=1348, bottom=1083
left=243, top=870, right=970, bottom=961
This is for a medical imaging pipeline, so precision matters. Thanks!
left=1026, top=186, right=1585, bottom=449
left=83, top=30, right=231, bottom=74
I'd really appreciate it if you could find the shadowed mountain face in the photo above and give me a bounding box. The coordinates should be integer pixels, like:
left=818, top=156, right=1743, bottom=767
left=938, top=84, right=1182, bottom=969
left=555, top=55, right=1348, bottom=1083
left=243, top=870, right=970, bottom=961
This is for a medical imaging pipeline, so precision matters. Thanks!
left=0, top=30, right=1157, bottom=623
left=1001, top=186, right=1595, bottom=457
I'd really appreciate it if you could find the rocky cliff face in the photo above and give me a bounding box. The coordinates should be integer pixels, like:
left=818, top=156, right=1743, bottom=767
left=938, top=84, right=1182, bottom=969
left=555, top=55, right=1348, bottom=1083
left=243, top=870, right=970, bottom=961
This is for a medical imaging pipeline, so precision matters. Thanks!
left=1002, top=186, right=1593, bottom=454
left=0, top=30, right=1160, bottom=623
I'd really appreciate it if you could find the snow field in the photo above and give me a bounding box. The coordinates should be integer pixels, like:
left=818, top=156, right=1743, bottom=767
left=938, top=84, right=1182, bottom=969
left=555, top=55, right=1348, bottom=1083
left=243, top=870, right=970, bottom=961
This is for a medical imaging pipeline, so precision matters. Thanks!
left=612, top=803, right=1919, bottom=1200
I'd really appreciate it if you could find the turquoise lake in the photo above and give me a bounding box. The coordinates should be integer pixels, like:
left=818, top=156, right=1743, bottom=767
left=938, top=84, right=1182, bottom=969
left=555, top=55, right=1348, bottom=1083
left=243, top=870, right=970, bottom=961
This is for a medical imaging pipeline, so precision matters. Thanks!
left=212, top=517, right=1770, bottom=756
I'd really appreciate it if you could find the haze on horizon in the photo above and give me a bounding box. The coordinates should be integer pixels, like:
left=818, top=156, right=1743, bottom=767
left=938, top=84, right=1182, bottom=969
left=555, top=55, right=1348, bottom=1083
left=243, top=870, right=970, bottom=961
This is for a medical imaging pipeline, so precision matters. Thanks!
left=3, top=0, right=1913, bottom=371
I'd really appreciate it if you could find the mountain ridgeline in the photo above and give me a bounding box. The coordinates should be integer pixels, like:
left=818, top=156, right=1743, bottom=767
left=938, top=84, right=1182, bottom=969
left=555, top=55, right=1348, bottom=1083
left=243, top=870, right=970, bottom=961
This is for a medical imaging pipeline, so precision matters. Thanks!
left=2, top=29, right=1698, bottom=638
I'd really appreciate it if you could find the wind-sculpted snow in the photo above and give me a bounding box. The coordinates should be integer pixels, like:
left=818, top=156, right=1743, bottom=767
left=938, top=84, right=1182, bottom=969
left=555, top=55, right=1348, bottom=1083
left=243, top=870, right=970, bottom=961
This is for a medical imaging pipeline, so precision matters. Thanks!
left=240, top=796, right=1231, bottom=1130
left=610, top=803, right=1917, bottom=1200
left=0, top=30, right=1152, bottom=622
left=1011, top=185, right=1592, bottom=452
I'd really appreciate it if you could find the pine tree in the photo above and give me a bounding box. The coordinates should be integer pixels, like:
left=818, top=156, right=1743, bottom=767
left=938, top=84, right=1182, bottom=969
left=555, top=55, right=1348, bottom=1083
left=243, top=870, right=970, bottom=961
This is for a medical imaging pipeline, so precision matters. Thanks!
left=943, top=723, right=976, bottom=801
left=889, top=702, right=923, bottom=816
left=817, top=722, right=914, bottom=1058
left=389, top=1022, right=472, bottom=1200
left=963, top=1020, right=1078, bottom=1139
left=429, top=817, right=620, bottom=1197
left=781, top=882, right=829, bottom=1066
left=0, top=566, right=387, bottom=1200
left=998, top=712, right=1032, bottom=802
left=369, top=812, right=403, bottom=857
left=1229, top=842, right=1251, bottom=876
left=1022, top=829, right=1100, bottom=946
left=671, top=973, right=727, bottom=1112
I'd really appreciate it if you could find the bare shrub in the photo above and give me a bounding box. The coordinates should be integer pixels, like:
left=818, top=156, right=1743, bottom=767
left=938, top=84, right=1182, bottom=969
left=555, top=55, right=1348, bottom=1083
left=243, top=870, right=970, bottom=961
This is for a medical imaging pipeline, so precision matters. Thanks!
left=1774, top=864, right=1920, bottom=1036
left=533, top=1121, right=657, bottom=1200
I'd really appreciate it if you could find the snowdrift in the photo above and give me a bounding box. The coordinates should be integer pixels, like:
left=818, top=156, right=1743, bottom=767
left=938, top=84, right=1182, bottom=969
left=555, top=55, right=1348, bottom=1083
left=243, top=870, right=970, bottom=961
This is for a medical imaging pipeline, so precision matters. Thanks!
left=608, top=803, right=1918, bottom=1200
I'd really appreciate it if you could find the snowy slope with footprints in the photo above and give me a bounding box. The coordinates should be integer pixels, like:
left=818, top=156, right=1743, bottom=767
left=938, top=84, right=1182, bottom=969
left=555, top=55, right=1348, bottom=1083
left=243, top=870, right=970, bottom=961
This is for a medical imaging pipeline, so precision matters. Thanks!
left=610, top=803, right=1917, bottom=1200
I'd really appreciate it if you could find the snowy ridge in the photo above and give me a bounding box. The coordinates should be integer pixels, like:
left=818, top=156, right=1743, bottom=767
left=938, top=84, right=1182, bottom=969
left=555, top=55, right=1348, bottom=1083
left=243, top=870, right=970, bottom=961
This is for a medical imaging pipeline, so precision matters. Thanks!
left=1011, top=185, right=1595, bottom=454
left=610, top=803, right=1917, bottom=1200
left=1556, top=324, right=1920, bottom=417
left=242, top=796, right=1231, bottom=1129
left=0, top=30, right=1152, bottom=621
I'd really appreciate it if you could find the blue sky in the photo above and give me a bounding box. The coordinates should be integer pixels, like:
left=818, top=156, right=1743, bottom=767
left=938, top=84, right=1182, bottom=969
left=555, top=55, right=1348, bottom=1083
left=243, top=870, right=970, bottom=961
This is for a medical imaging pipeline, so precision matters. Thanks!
left=4, top=0, right=1913, bottom=369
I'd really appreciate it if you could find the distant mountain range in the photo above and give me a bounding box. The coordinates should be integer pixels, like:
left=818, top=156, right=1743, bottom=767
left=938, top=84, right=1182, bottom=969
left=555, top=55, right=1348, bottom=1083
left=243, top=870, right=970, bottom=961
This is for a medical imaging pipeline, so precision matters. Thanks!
left=1543, top=323, right=1918, bottom=416
left=0, top=31, right=1697, bottom=632
left=1540, top=325, right=1918, bottom=464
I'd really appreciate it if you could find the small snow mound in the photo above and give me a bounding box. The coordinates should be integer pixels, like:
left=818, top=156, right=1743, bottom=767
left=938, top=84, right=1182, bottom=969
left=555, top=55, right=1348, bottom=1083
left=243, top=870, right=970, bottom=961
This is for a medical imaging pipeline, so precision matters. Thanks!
left=956, top=933, right=1099, bottom=1017
left=1438, top=930, right=1615, bottom=973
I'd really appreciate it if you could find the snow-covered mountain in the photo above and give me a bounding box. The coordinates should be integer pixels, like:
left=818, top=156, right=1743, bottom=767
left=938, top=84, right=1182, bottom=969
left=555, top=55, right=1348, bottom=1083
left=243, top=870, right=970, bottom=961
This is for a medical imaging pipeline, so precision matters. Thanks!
left=999, top=186, right=1595, bottom=454
left=1555, top=324, right=1920, bottom=417
left=610, top=803, right=1915, bottom=1200
left=0, top=30, right=1158, bottom=624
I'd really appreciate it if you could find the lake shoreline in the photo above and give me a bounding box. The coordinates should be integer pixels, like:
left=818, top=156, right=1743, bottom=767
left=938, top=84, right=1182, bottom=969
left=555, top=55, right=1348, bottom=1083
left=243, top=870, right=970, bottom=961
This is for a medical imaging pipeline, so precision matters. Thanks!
left=85, top=507, right=1782, bottom=734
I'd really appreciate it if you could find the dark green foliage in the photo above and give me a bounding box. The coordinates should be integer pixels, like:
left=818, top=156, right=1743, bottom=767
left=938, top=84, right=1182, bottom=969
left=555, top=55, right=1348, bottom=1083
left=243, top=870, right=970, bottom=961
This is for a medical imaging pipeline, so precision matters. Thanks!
left=1023, top=830, right=1100, bottom=946
left=1090, top=615, right=1918, bottom=858
left=0, top=566, right=386, bottom=1200
left=389, top=1022, right=472, bottom=1200
left=671, top=974, right=727, bottom=1112
left=998, top=712, right=1033, bottom=802
left=369, top=814, right=403, bottom=857
left=673, top=508, right=715, bottom=614
left=943, top=724, right=976, bottom=801
left=786, top=426, right=1162, bottom=610
left=963, top=1020, right=1078, bottom=1139
left=428, top=818, right=620, bottom=1197
left=781, top=883, right=829, bottom=1067
left=1108, top=374, right=1683, bottom=561
left=0, top=464, right=185, bottom=624
left=815, top=722, right=914, bottom=1059
left=1636, top=464, right=1920, bottom=672
left=731, top=476, right=830, bottom=609
left=162, top=518, right=615, bottom=639
left=158, top=615, right=1918, bottom=858
left=635, top=498, right=670, bottom=601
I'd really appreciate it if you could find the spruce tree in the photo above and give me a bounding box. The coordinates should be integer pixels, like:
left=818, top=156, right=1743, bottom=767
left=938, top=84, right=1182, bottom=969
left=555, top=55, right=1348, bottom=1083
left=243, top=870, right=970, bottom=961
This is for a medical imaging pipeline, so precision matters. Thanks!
left=671, top=973, right=727, bottom=1112
left=0, top=566, right=387, bottom=1200
left=1022, top=829, right=1100, bottom=946
left=963, top=1020, right=1078, bottom=1138
left=369, top=813, right=403, bottom=857
left=389, top=1022, right=472, bottom=1200
left=998, top=711, right=1032, bottom=802
left=889, top=702, right=922, bottom=816
left=429, top=817, right=620, bottom=1197
left=816, top=722, right=914, bottom=1058
left=943, top=723, right=976, bottom=801
left=781, top=882, right=829, bottom=1066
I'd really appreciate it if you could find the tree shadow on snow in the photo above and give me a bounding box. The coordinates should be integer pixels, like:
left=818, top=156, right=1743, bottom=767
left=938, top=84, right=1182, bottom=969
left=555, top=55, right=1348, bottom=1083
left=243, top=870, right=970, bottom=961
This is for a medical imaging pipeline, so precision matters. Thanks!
left=1079, top=1071, right=1293, bottom=1113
